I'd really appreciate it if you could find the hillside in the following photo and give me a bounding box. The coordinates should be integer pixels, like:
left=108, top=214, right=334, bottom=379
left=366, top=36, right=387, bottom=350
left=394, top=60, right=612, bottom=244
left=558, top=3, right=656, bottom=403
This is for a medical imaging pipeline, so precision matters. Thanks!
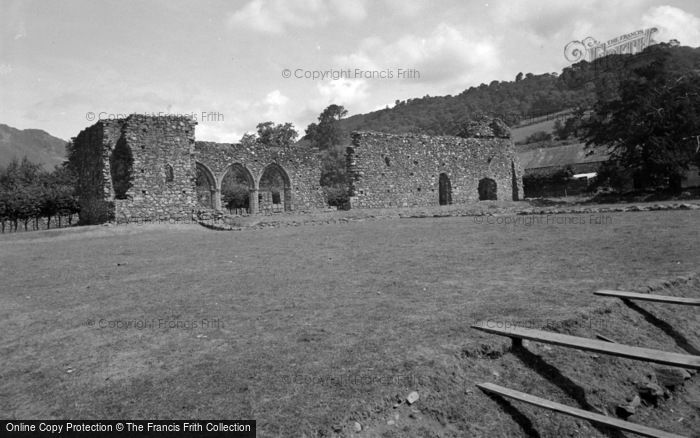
left=337, top=44, right=700, bottom=138
left=0, top=124, right=67, bottom=170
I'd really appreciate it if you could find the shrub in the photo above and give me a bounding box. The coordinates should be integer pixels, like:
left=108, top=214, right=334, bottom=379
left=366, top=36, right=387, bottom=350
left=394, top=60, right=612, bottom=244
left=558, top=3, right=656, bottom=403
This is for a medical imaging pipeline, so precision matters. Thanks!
left=323, top=186, right=349, bottom=208
left=524, top=130, right=553, bottom=143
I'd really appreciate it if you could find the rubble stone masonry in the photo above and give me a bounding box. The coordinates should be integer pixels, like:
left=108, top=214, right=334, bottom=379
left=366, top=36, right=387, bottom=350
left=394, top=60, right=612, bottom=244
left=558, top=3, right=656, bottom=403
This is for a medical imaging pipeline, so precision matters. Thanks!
left=71, top=115, right=326, bottom=224
left=347, top=127, right=523, bottom=208
left=71, top=115, right=523, bottom=224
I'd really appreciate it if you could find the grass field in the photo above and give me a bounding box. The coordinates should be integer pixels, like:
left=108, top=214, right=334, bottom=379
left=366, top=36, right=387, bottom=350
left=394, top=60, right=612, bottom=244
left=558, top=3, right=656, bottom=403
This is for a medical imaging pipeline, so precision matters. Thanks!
left=1, top=210, right=699, bottom=437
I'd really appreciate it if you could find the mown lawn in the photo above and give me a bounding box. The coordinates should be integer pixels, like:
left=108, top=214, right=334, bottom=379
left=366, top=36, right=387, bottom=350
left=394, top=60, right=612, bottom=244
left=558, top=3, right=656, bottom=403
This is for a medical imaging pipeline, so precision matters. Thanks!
left=1, top=210, right=699, bottom=437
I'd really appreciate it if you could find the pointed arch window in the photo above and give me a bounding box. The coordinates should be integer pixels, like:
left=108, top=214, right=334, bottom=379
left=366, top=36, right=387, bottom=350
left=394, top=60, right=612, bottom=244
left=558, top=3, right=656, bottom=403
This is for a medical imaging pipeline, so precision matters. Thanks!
left=165, top=164, right=174, bottom=183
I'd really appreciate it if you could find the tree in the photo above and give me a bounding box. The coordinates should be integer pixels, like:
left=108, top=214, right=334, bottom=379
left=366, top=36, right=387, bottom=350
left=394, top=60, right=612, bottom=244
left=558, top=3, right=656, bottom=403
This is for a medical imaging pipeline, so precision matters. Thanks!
left=303, top=104, right=350, bottom=207
left=221, top=169, right=251, bottom=212
left=36, top=164, right=78, bottom=227
left=305, top=104, right=347, bottom=150
left=256, top=121, right=298, bottom=148
left=524, top=130, right=553, bottom=144
left=0, top=189, right=8, bottom=233
left=0, top=158, right=78, bottom=232
left=583, top=55, right=700, bottom=191
left=554, top=107, right=587, bottom=140
left=221, top=182, right=249, bottom=211
left=0, top=158, right=45, bottom=231
left=39, top=186, right=59, bottom=229
left=14, top=186, right=42, bottom=231
left=0, top=157, right=43, bottom=190
left=240, top=132, right=257, bottom=148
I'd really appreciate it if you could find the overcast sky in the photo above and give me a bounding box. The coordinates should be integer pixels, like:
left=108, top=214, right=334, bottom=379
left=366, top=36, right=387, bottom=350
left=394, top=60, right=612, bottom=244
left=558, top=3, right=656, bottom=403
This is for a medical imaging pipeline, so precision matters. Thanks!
left=2, top=0, right=700, bottom=142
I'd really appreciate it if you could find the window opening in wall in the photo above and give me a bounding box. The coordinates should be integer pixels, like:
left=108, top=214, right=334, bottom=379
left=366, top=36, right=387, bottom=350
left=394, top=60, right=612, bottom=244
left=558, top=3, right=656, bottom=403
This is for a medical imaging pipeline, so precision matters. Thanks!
left=439, top=173, right=452, bottom=205
left=165, top=164, right=174, bottom=183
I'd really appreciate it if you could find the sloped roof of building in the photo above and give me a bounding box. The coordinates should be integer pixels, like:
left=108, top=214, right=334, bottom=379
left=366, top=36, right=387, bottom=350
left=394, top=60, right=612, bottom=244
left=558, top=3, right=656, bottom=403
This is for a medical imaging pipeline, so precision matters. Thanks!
left=517, top=143, right=609, bottom=170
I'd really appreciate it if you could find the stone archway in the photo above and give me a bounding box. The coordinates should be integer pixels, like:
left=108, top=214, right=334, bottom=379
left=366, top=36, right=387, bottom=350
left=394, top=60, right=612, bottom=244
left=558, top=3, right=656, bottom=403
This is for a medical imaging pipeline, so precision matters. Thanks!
left=439, top=173, right=452, bottom=205
left=221, top=163, right=256, bottom=214
left=478, top=177, right=497, bottom=201
left=259, top=163, right=292, bottom=213
left=195, top=162, right=217, bottom=209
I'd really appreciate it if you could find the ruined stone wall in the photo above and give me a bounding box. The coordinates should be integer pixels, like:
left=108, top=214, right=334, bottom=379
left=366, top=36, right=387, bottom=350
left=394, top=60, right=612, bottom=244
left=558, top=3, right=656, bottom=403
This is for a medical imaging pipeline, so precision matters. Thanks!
left=71, top=115, right=198, bottom=224
left=72, top=114, right=525, bottom=224
left=194, top=142, right=326, bottom=212
left=71, top=120, right=119, bottom=223
left=347, top=130, right=523, bottom=209
left=112, top=116, right=198, bottom=221
left=72, top=115, right=327, bottom=224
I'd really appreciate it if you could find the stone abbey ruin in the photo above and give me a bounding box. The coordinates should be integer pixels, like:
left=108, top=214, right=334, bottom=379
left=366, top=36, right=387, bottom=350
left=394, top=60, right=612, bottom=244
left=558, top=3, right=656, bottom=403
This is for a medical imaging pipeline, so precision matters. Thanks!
left=70, top=114, right=523, bottom=223
left=348, top=123, right=523, bottom=208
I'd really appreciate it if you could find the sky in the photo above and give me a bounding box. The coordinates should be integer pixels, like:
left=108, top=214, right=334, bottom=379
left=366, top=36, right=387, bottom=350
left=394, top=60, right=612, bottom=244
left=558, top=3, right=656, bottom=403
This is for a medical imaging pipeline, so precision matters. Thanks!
left=1, top=0, right=700, bottom=142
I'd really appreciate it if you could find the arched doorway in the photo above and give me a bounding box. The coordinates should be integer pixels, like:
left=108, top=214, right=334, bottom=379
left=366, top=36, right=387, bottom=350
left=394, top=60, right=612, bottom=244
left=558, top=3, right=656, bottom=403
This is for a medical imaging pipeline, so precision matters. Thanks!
left=221, top=163, right=255, bottom=214
left=439, top=173, right=452, bottom=205
left=110, top=137, right=133, bottom=200
left=195, top=162, right=217, bottom=209
left=259, top=163, right=292, bottom=213
left=478, top=177, right=497, bottom=200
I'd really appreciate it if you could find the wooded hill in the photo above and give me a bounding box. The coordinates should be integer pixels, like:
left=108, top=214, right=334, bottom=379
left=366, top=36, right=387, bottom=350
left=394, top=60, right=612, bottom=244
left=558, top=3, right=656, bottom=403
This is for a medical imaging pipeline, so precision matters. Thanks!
left=338, top=44, right=700, bottom=137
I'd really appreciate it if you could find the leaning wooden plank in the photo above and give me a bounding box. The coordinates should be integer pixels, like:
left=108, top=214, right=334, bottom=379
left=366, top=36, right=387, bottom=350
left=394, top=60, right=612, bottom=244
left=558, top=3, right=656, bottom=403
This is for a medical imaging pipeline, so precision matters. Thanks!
left=595, top=289, right=700, bottom=306
left=477, top=382, right=687, bottom=438
left=470, top=323, right=700, bottom=369
left=595, top=333, right=617, bottom=343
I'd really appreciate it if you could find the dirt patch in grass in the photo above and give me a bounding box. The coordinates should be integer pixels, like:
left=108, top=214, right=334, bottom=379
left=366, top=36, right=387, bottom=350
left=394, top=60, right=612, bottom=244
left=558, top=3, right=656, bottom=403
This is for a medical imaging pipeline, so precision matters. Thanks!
left=1, top=210, right=699, bottom=436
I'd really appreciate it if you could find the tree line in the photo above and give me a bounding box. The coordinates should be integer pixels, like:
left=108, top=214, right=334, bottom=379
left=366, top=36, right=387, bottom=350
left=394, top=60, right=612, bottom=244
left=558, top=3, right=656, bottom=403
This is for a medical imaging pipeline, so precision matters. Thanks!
left=0, top=158, right=79, bottom=232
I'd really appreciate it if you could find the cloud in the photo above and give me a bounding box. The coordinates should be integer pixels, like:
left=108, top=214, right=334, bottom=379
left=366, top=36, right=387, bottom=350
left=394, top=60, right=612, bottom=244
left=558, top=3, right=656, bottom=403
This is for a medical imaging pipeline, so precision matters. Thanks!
left=642, top=6, right=700, bottom=47
left=0, top=63, right=13, bottom=75
left=334, top=23, right=501, bottom=91
left=14, top=21, right=26, bottom=40
left=227, top=0, right=366, bottom=34
left=315, top=78, right=369, bottom=108
left=227, top=0, right=315, bottom=34
left=382, top=0, right=426, bottom=17
left=329, top=0, right=367, bottom=21
left=489, top=0, right=660, bottom=51
left=261, top=89, right=290, bottom=120
left=195, top=123, right=241, bottom=144
left=264, top=89, right=289, bottom=107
